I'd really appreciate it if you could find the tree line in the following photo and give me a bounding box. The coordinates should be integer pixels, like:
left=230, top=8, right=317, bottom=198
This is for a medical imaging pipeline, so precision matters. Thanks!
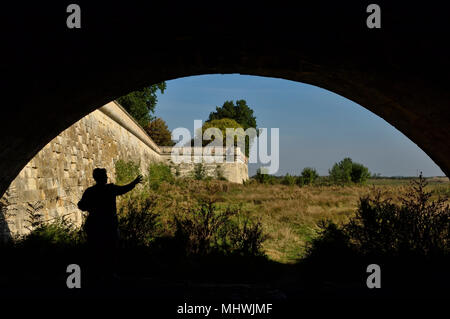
left=254, top=157, right=371, bottom=186
left=116, top=84, right=258, bottom=153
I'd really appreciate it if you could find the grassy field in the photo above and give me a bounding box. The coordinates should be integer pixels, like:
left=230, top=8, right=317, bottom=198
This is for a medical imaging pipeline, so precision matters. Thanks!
left=223, top=178, right=449, bottom=263
left=128, top=176, right=449, bottom=264
left=0, top=174, right=447, bottom=298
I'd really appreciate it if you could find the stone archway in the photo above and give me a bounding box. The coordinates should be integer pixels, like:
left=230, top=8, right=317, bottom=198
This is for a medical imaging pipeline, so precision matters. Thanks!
left=2, top=2, right=449, bottom=197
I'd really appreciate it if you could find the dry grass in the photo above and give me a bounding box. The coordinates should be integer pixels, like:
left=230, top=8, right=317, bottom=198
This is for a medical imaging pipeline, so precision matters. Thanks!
left=119, top=177, right=449, bottom=264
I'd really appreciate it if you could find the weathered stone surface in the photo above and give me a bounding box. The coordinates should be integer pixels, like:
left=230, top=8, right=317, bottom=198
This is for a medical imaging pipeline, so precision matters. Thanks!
left=161, top=147, right=248, bottom=184
left=1, top=102, right=164, bottom=236
left=1, top=102, right=248, bottom=237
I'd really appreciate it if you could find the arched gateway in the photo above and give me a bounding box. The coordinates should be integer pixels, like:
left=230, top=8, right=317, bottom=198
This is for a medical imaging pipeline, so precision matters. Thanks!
left=1, top=1, right=449, bottom=198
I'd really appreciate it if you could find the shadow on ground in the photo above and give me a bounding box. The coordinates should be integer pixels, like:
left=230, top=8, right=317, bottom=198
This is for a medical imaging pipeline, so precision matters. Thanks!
left=0, top=241, right=448, bottom=300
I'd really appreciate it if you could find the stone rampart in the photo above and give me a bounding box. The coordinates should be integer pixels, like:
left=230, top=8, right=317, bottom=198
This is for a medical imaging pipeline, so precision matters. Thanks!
left=0, top=102, right=249, bottom=240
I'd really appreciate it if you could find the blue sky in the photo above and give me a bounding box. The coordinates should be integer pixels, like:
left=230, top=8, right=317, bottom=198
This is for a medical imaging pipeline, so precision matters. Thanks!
left=153, top=74, right=444, bottom=177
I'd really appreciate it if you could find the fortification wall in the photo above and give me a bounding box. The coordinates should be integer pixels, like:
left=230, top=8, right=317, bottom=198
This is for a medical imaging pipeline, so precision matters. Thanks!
left=161, top=147, right=249, bottom=184
left=0, top=102, right=162, bottom=238
left=0, top=102, right=249, bottom=240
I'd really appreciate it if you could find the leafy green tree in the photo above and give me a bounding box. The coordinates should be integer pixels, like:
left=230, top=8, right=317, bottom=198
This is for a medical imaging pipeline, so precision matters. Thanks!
left=194, top=118, right=248, bottom=154
left=116, top=82, right=166, bottom=128
left=207, top=100, right=257, bottom=157
left=208, top=100, right=257, bottom=130
left=200, top=118, right=243, bottom=145
left=301, top=167, right=319, bottom=185
left=329, top=158, right=370, bottom=185
left=144, top=117, right=174, bottom=146
left=329, top=157, right=353, bottom=184
left=350, top=162, right=371, bottom=184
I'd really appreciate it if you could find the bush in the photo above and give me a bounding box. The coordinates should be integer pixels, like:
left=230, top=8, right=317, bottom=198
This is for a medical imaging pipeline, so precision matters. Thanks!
left=307, top=174, right=449, bottom=259
left=173, top=198, right=266, bottom=257
left=281, top=173, right=296, bottom=186
left=346, top=176, right=449, bottom=257
left=350, top=162, right=371, bottom=184
left=329, top=157, right=370, bottom=185
left=148, top=163, right=174, bottom=190
left=254, top=168, right=271, bottom=184
left=301, top=167, right=319, bottom=185
left=192, top=163, right=207, bottom=180
left=227, top=214, right=267, bottom=257
left=296, top=176, right=305, bottom=187
left=215, top=165, right=227, bottom=181
left=117, top=193, right=160, bottom=248
left=304, top=220, right=353, bottom=261
left=18, top=215, right=84, bottom=248
left=115, top=159, right=141, bottom=185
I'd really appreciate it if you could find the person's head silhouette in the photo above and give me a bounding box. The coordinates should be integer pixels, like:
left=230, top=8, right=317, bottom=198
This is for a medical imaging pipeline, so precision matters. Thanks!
left=93, top=168, right=108, bottom=185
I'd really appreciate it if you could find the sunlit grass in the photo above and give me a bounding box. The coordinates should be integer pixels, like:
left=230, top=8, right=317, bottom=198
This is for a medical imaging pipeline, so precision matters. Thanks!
left=119, top=177, right=449, bottom=264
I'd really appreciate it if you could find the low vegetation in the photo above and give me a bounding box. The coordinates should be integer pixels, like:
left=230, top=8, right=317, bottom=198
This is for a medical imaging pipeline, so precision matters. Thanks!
left=0, top=158, right=448, bottom=297
left=254, top=158, right=370, bottom=187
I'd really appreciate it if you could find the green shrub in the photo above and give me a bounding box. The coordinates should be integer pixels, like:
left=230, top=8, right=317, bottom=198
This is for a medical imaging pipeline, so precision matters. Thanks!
left=18, top=215, right=84, bottom=248
left=243, top=178, right=257, bottom=187
left=254, top=168, right=271, bottom=184
left=174, top=164, right=181, bottom=177
left=192, top=163, right=207, bottom=180
left=118, top=193, right=160, bottom=247
left=173, top=199, right=266, bottom=257
left=329, top=157, right=353, bottom=184
left=301, top=167, right=319, bottom=185
left=281, top=173, right=296, bottom=186
left=215, top=165, right=227, bottom=181
left=314, top=175, right=332, bottom=186
left=307, top=174, right=449, bottom=258
left=345, top=176, right=449, bottom=257
left=115, top=159, right=141, bottom=185
left=148, top=163, right=174, bottom=190
left=329, top=157, right=370, bottom=185
left=350, top=162, right=371, bottom=184
left=296, top=176, right=305, bottom=187
left=304, top=219, right=352, bottom=261
left=227, top=214, right=267, bottom=257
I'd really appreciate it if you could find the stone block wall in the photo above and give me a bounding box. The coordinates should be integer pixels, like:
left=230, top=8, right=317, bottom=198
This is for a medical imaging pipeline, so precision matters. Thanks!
left=0, top=102, right=249, bottom=240
left=161, top=147, right=249, bottom=184
left=1, top=102, right=162, bottom=239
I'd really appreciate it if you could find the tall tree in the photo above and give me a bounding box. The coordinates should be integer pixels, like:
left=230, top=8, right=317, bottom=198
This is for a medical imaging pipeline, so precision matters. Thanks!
left=207, top=100, right=257, bottom=157
left=329, top=158, right=371, bottom=184
left=207, top=100, right=257, bottom=131
left=198, top=118, right=244, bottom=147
left=116, top=82, right=166, bottom=128
left=144, top=117, right=174, bottom=146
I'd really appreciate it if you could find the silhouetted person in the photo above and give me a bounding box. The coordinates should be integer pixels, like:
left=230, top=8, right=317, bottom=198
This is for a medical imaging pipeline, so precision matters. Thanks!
left=78, top=168, right=142, bottom=285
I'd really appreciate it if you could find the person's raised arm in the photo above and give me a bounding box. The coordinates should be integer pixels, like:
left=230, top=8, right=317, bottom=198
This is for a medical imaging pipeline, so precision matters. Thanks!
left=113, top=175, right=143, bottom=196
